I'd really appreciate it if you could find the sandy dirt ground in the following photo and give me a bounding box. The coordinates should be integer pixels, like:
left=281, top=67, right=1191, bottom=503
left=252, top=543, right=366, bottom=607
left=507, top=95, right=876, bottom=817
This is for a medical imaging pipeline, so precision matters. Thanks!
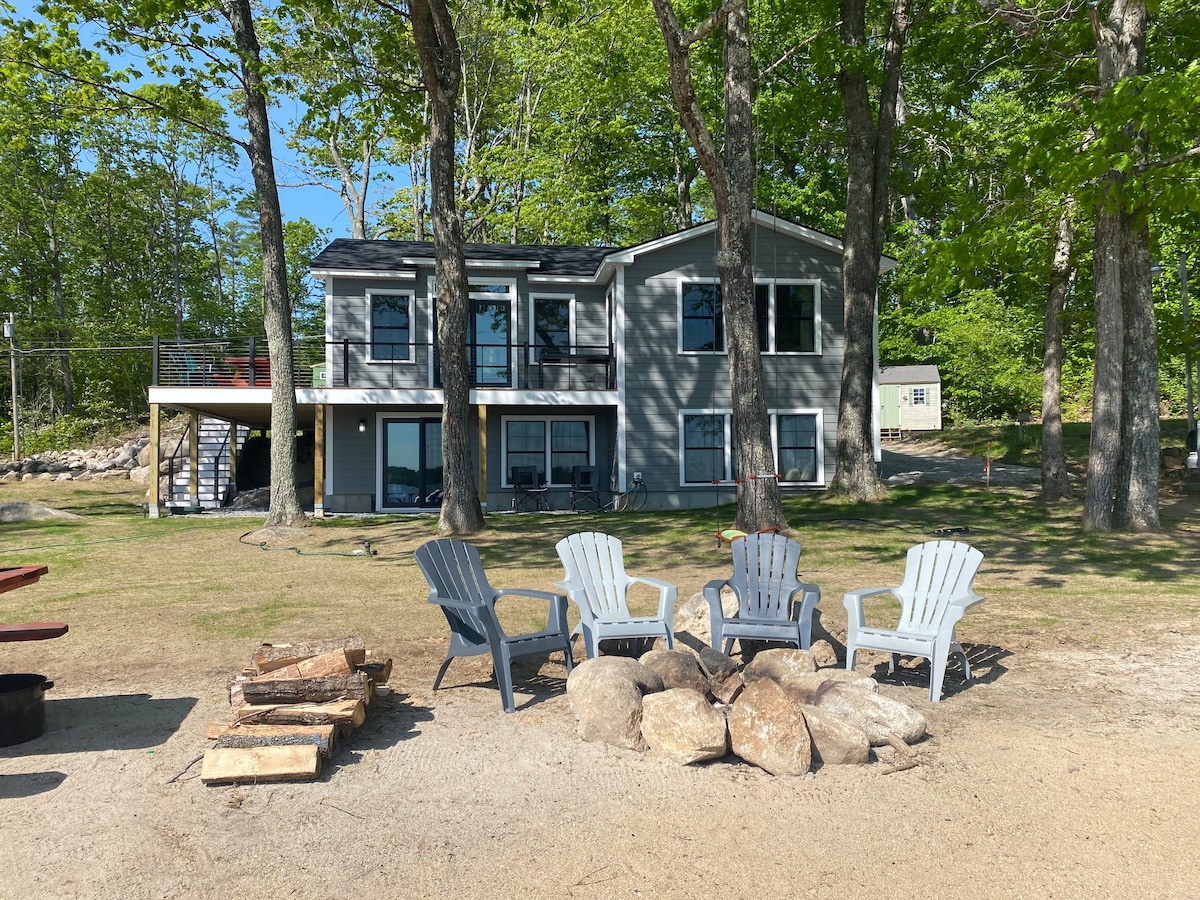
left=2, top=447, right=1199, bottom=899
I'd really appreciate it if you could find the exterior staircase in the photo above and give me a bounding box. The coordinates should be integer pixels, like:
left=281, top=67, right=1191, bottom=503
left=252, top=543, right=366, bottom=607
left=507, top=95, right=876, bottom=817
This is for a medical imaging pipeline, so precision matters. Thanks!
left=165, top=416, right=248, bottom=509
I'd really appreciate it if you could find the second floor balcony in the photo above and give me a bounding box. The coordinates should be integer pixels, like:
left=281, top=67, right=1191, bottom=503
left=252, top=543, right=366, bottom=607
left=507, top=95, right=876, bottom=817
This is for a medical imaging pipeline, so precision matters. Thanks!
left=152, top=336, right=617, bottom=393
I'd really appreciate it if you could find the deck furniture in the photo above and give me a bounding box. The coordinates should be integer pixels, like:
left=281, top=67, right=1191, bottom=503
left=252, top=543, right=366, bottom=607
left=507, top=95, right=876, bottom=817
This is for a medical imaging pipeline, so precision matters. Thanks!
left=843, top=539, right=985, bottom=702
left=555, top=532, right=676, bottom=658
left=415, top=539, right=573, bottom=713
left=703, top=532, right=821, bottom=655
left=510, top=465, right=548, bottom=511
left=569, top=466, right=602, bottom=511
left=0, top=566, right=67, bottom=644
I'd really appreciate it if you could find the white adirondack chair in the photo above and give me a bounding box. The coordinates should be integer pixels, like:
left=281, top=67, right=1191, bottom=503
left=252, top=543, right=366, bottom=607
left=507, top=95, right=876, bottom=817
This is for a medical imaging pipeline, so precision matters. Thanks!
left=843, top=539, right=985, bottom=702
left=555, top=532, right=677, bottom=658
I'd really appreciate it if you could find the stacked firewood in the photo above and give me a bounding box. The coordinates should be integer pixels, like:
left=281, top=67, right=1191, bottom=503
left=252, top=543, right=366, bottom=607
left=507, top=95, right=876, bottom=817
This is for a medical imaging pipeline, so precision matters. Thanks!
left=200, top=636, right=392, bottom=785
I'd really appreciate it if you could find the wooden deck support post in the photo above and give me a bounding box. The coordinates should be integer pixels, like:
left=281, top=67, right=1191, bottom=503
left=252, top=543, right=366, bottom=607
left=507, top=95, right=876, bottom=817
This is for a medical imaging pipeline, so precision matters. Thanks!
left=147, top=403, right=162, bottom=517
left=313, top=404, right=326, bottom=516
left=227, top=419, right=238, bottom=495
left=188, top=409, right=200, bottom=510
left=477, top=405, right=487, bottom=508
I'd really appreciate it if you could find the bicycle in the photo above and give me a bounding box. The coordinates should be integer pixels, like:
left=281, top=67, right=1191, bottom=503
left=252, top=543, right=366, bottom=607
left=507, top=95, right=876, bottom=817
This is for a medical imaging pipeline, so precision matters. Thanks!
left=600, top=476, right=648, bottom=512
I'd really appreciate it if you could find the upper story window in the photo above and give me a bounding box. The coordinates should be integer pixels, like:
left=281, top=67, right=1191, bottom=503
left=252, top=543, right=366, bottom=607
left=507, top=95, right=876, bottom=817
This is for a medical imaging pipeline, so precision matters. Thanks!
left=369, top=292, right=412, bottom=361
left=755, top=282, right=819, bottom=353
left=531, top=294, right=574, bottom=360
left=680, top=281, right=724, bottom=352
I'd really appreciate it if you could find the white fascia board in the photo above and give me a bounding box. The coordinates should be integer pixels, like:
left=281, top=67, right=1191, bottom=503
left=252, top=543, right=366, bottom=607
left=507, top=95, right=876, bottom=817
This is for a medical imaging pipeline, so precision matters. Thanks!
left=470, top=389, right=620, bottom=406
left=307, top=388, right=445, bottom=405
left=310, top=268, right=417, bottom=280
left=149, top=386, right=273, bottom=404
left=527, top=274, right=596, bottom=285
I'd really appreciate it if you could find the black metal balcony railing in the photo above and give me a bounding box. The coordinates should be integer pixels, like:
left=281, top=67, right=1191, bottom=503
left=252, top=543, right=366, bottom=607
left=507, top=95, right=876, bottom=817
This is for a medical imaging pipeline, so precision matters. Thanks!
left=152, top=336, right=616, bottom=391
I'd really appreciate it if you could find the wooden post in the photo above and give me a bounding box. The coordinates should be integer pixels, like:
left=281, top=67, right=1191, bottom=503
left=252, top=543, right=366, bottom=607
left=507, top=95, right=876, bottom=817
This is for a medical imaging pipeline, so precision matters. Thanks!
left=147, top=403, right=162, bottom=517
left=227, top=419, right=239, bottom=499
left=477, top=404, right=487, bottom=507
left=188, top=409, right=200, bottom=510
left=313, top=404, right=326, bottom=516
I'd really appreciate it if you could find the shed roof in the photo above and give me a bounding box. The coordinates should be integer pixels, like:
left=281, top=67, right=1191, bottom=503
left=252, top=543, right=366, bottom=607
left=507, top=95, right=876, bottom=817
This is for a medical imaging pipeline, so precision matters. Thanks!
left=880, top=365, right=941, bottom=384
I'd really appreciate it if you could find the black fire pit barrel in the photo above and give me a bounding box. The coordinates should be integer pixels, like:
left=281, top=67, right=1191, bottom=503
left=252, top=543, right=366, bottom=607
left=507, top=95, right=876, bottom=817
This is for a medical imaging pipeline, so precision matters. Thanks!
left=0, top=674, right=54, bottom=747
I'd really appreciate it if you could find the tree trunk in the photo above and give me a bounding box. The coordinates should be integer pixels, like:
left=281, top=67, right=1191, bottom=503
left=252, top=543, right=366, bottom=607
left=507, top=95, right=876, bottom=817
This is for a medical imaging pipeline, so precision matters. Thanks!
left=652, top=0, right=782, bottom=532
left=831, top=0, right=909, bottom=501
left=1041, top=206, right=1075, bottom=502
left=410, top=0, right=485, bottom=536
left=223, top=0, right=305, bottom=529
left=1084, top=206, right=1124, bottom=531
left=1118, top=207, right=1159, bottom=529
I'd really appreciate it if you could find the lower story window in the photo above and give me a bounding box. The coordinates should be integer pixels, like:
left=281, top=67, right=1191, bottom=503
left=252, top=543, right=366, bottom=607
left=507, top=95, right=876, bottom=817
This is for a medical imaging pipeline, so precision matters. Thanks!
left=681, top=411, right=820, bottom=484
left=504, top=417, right=593, bottom=486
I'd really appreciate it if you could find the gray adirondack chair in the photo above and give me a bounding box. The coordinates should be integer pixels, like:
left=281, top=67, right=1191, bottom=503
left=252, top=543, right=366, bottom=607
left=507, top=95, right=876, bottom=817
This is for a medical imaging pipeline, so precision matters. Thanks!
left=843, top=539, right=984, bottom=702
left=554, top=531, right=677, bottom=658
left=703, top=532, right=821, bottom=655
left=415, top=538, right=574, bottom=713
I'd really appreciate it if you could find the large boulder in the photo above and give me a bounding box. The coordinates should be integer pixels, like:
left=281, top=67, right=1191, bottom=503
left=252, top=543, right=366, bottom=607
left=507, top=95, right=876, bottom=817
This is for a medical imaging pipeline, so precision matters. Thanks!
left=566, top=656, right=664, bottom=751
left=727, top=678, right=812, bottom=776
left=639, top=649, right=711, bottom=696
left=800, top=705, right=870, bottom=767
left=776, top=670, right=878, bottom=705
left=673, top=589, right=738, bottom=651
left=641, top=689, right=729, bottom=764
left=742, top=648, right=818, bottom=685
left=698, top=647, right=743, bottom=704
left=814, top=682, right=928, bottom=746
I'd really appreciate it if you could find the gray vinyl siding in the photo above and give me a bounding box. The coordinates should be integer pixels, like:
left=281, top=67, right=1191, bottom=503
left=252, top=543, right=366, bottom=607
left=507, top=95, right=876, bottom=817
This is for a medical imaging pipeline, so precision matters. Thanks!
left=620, top=224, right=844, bottom=508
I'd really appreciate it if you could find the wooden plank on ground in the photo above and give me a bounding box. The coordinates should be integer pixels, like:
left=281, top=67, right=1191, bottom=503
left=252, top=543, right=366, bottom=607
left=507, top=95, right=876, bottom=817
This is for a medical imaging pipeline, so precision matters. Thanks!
left=213, top=731, right=333, bottom=756
left=232, top=698, right=367, bottom=729
left=253, top=649, right=354, bottom=681
left=200, top=745, right=321, bottom=784
left=239, top=672, right=371, bottom=706
left=252, top=637, right=366, bottom=673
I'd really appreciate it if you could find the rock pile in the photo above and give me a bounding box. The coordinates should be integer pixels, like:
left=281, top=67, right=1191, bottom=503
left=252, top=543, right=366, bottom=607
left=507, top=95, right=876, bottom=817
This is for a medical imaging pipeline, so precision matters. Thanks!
left=566, top=645, right=928, bottom=776
left=0, top=436, right=155, bottom=484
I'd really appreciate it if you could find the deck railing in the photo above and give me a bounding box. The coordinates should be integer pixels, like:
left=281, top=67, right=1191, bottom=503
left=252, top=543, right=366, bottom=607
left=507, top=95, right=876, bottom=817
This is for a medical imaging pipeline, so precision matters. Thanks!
left=152, top=336, right=616, bottom=391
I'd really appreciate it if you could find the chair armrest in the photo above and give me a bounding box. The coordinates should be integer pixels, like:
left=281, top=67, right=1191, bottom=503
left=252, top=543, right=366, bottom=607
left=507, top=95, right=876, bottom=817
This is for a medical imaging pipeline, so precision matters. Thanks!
left=629, top=576, right=677, bottom=620
left=942, top=591, right=985, bottom=630
left=842, top=586, right=896, bottom=630
left=427, top=593, right=485, bottom=613
left=554, top=580, right=598, bottom=627
left=494, top=588, right=571, bottom=635
left=787, top=581, right=821, bottom=619
left=702, top=579, right=730, bottom=610
left=494, top=587, right=567, bottom=603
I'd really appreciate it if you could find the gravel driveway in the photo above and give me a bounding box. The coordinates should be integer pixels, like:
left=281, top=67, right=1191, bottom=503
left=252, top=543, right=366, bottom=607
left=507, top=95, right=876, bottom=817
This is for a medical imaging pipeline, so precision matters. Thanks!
left=880, top=437, right=1042, bottom=486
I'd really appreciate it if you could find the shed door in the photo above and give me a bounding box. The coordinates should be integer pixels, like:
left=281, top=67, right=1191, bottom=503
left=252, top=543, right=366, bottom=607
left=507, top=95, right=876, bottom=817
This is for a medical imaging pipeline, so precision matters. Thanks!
left=879, top=384, right=901, bottom=429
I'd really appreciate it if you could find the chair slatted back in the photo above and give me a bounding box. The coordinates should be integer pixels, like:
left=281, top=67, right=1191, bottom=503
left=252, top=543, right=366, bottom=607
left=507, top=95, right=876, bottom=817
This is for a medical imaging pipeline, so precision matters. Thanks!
left=556, top=532, right=630, bottom=619
left=729, top=532, right=803, bottom=619
left=415, top=538, right=495, bottom=643
left=896, top=540, right=983, bottom=633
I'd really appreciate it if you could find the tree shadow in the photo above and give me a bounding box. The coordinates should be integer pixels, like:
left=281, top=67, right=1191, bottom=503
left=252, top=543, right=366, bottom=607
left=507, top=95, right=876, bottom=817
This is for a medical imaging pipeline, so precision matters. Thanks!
left=0, top=694, right=198, bottom=758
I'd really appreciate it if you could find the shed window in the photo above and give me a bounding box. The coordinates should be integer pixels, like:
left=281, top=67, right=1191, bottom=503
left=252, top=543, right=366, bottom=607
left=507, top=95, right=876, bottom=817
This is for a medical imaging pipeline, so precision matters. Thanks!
left=912, top=387, right=927, bottom=406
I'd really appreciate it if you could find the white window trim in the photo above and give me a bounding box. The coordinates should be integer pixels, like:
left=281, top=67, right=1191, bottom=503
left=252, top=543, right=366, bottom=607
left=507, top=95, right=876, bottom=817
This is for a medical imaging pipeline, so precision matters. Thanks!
left=758, top=279, right=822, bottom=355
left=678, top=409, right=734, bottom=485
left=528, top=292, right=577, bottom=365
left=772, top=408, right=824, bottom=484
left=677, top=277, right=725, bottom=355
left=500, top=414, right=597, bottom=487
left=366, top=290, right=414, bottom=364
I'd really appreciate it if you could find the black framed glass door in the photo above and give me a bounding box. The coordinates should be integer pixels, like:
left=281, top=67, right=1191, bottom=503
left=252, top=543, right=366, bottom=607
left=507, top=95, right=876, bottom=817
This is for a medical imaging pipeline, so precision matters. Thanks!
left=382, top=418, right=443, bottom=508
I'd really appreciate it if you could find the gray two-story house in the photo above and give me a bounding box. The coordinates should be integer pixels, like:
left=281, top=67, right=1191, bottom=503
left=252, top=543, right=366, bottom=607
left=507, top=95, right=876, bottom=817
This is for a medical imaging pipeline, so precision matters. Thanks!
left=145, top=210, right=895, bottom=516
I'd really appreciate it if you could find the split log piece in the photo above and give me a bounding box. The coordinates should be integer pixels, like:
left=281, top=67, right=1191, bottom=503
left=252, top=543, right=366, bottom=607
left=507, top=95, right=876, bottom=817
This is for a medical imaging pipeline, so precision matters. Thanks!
left=214, top=732, right=332, bottom=756
left=239, top=672, right=370, bottom=706
left=253, top=649, right=354, bottom=681
left=356, top=658, right=392, bottom=685
left=200, top=745, right=321, bottom=784
left=252, top=636, right=366, bottom=673
left=205, top=722, right=337, bottom=756
left=232, top=698, right=366, bottom=729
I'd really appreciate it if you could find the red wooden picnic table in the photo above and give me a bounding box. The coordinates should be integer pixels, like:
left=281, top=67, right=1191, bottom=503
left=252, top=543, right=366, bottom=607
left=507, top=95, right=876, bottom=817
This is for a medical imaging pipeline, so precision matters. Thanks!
left=0, top=566, right=68, bottom=642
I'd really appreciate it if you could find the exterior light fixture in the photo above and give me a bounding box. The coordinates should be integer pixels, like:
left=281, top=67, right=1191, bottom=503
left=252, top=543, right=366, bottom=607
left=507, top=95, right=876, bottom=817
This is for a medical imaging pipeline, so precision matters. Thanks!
left=358, top=419, right=366, bottom=433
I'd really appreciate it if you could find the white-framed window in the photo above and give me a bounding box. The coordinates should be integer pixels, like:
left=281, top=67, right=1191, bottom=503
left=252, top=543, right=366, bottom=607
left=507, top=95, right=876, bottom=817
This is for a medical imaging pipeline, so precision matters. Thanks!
left=502, top=415, right=595, bottom=486
left=679, top=280, right=724, bottom=353
left=679, top=409, right=822, bottom=485
left=529, top=293, right=575, bottom=363
left=755, top=281, right=820, bottom=354
left=911, top=387, right=927, bottom=406
left=368, top=292, right=413, bottom=362
left=680, top=410, right=733, bottom=483
left=773, top=410, right=822, bottom=483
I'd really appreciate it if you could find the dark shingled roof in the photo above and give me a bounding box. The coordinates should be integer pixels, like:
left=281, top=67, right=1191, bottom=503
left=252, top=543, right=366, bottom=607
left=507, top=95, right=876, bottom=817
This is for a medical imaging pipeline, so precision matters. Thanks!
left=310, top=238, right=620, bottom=277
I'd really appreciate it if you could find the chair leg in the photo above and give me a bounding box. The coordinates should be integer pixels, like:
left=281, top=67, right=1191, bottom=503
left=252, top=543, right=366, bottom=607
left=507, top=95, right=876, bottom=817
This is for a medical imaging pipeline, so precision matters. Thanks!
left=432, top=655, right=455, bottom=692
left=495, top=648, right=517, bottom=713
left=846, top=644, right=858, bottom=672
left=929, top=650, right=949, bottom=703
left=562, top=648, right=574, bottom=674
left=723, top=638, right=735, bottom=656
left=950, top=640, right=972, bottom=680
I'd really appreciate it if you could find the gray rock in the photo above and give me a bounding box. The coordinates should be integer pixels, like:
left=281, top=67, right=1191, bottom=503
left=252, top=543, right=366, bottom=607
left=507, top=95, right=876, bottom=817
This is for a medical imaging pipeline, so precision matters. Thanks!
left=641, top=689, right=729, bottom=764
left=727, top=678, right=812, bottom=776
left=639, top=649, right=711, bottom=695
left=566, top=656, right=664, bottom=751
left=800, top=705, right=870, bottom=766
left=776, top=670, right=878, bottom=705
left=698, top=648, right=743, bottom=704
left=814, top=682, right=928, bottom=746
left=742, top=647, right=818, bottom=685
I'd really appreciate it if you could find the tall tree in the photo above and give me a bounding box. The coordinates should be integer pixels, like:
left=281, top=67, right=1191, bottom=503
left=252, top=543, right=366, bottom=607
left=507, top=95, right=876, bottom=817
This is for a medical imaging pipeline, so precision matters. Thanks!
left=831, top=0, right=911, bottom=501
left=652, top=0, right=784, bottom=533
